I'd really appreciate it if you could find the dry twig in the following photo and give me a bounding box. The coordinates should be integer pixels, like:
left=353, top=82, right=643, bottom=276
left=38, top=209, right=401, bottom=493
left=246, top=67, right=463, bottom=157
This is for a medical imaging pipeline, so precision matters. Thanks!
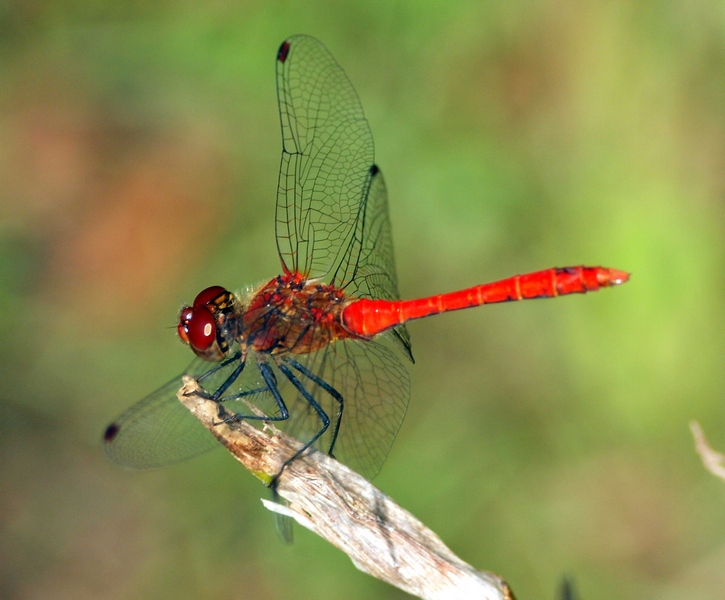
left=178, top=376, right=514, bottom=600
left=690, top=421, right=725, bottom=482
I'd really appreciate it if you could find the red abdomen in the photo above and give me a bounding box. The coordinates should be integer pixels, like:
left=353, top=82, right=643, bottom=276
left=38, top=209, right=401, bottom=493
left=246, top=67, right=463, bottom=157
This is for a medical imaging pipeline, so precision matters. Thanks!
left=342, top=266, right=629, bottom=338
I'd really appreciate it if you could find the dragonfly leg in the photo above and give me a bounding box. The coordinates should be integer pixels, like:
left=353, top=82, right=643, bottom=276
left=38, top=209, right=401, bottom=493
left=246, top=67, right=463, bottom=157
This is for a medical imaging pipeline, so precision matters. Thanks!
left=197, top=350, right=243, bottom=382
left=218, top=386, right=269, bottom=402
left=286, top=358, right=344, bottom=460
left=187, top=350, right=245, bottom=403
left=271, top=362, right=331, bottom=487
left=209, top=357, right=246, bottom=401
left=215, top=386, right=271, bottom=420
left=216, top=361, right=290, bottom=425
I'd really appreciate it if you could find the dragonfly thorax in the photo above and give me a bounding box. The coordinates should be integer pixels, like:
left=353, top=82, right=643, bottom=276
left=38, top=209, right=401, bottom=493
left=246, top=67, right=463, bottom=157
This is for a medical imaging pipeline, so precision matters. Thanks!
left=241, top=273, right=353, bottom=356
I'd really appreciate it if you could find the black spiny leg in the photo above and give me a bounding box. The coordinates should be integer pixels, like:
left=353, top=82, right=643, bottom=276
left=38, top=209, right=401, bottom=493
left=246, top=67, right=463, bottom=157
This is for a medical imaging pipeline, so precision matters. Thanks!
left=189, top=350, right=245, bottom=405
left=271, top=362, right=330, bottom=488
left=286, top=358, right=344, bottom=460
left=216, top=361, right=290, bottom=425
left=197, top=350, right=242, bottom=384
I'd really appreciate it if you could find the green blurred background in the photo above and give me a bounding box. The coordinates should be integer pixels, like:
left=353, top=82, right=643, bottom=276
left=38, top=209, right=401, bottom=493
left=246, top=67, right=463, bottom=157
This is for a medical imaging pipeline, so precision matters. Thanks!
left=2, top=1, right=725, bottom=598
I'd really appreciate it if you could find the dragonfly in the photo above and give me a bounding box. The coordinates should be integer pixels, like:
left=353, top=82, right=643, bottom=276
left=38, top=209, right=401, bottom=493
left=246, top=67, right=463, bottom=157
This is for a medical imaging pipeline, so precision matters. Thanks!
left=104, top=35, right=629, bottom=484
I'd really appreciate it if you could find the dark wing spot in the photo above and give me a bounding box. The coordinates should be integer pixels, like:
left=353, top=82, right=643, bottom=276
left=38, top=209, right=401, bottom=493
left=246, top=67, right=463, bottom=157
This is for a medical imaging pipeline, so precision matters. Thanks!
left=103, top=423, right=120, bottom=442
left=370, top=164, right=379, bottom=176
left=277, top=40, right=291, bottom=63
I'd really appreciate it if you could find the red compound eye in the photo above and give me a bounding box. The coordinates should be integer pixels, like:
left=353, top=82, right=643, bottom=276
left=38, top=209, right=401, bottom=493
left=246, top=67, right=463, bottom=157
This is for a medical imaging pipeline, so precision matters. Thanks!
left=193, top=286, right=227, bottom=309
left=186, top=307, right=217, bottom=351
left=178, top=305, right=217, bottom=352
left=177, top=307, right=194, bottom=345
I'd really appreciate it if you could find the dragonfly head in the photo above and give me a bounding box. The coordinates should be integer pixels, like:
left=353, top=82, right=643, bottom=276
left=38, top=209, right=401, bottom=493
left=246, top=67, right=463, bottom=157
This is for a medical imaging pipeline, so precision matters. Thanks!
left=178, top=286, right=236, bottom=362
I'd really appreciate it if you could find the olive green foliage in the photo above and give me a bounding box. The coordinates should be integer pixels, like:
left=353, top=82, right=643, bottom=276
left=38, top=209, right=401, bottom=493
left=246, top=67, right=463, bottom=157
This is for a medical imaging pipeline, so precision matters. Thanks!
left=1, top=2, right=725, bottom=599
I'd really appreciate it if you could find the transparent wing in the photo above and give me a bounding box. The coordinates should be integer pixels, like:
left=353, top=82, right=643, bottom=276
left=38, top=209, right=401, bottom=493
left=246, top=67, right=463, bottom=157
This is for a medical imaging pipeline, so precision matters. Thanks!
left=275, top=34, right=374, bottom=280
left=104, top=353, right=284, bottom=470
left=332, top=165, right=413, bottom=360
left=277, top=338, right=410, bottom=481
left=105, top=339, right=410, bottom=480
left=103, top=359, right=220, bottom=469
left=165, top=344, right=407, bottom=480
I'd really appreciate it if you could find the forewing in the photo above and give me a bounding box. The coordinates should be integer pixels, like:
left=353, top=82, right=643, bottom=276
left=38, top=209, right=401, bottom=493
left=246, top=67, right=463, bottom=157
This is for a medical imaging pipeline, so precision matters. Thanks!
left=275, top=35, right=374, bottom=279
left=279, top=338, right=410, bottom=480
left=103, top=359, right=220, bottom=469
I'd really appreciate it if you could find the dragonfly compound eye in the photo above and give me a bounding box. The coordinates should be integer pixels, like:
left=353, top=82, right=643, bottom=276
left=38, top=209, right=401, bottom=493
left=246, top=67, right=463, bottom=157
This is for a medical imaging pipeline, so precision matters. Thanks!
left=177, top=307, right=194, bottom=345
left=178, top=303, right=219, bottom=354
left=193, top=285, right=228, bottom=309
left=186, top=308, right=217, bottom=353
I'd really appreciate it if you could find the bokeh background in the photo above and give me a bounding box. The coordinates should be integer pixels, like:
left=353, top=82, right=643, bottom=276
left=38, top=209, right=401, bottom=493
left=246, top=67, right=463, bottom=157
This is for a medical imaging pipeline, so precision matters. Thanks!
left=2, top=1, right=725, bottom=598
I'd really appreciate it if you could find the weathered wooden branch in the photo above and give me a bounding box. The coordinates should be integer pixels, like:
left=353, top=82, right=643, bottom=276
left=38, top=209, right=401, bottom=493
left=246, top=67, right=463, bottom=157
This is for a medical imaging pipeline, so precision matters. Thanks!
left=178, top=376, right=514, bottom=600
left=690, top=421, right=725, bottom=482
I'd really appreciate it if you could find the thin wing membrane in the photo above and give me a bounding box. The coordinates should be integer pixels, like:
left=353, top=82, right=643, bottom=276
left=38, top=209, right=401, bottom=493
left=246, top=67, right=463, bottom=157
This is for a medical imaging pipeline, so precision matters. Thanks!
left=333, top=165, right=413, bottom=360
left=103, top=359, right=220, bottom=469
left=275, top=35, right=374, bottom=280
left=279, top=338, right=410, bottom=480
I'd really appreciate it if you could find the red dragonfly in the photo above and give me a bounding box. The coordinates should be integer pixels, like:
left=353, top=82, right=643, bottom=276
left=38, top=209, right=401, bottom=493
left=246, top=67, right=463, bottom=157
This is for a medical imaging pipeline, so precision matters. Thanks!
left=104, top=35, right=629, bottom=481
